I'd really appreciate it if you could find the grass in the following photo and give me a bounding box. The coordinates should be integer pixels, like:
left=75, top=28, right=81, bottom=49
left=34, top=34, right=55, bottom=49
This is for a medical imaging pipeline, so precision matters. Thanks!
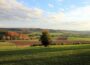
left=68, top=37, right=90, bottom=41
left=0, top=42, right=17, bottom=50
left=0, top=42, right=90, bottom=65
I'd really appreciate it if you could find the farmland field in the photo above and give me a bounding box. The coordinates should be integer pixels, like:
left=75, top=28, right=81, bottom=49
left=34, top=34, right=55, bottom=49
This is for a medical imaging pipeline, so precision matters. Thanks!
left=0, top=42, right=90, bottom=65
left=68, top=37, right=90, bottom=41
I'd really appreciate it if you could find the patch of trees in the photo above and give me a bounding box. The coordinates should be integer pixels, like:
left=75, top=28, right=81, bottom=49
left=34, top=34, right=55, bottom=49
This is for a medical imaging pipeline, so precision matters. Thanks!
left=0, top=31, right=30, bottom=40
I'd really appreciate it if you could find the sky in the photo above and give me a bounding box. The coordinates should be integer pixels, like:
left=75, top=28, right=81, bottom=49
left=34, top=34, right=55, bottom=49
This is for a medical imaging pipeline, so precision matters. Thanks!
left=0, top=0, right=90, bottom=31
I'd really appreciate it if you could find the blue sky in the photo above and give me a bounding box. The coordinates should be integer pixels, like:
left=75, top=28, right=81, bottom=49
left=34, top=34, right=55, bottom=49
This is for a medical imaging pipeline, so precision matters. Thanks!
left=18, top=0, right=90, bottom=12
left=0, top=0, right=90, bottom=30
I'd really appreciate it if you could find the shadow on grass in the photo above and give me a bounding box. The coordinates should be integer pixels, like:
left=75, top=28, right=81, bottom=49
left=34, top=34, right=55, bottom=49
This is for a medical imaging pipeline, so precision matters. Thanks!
left=0, top=50, right=90, bottom=65
left=0, top=45, right=90, bottom=57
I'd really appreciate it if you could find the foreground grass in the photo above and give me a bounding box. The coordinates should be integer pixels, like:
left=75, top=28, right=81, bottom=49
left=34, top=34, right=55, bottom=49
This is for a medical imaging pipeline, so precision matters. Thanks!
left=0, top=44, right=90, bottom=65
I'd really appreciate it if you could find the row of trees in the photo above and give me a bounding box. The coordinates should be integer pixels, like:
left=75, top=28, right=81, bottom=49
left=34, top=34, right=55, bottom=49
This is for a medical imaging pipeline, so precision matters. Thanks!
left=0, top=31, right=30, bottom=40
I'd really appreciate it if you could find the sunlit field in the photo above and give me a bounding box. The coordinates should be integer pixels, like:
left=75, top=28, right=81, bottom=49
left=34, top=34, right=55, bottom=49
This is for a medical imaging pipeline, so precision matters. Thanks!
left=0, top=42, right=90, bottom=65
left=68, top=37, right=90, bottom=41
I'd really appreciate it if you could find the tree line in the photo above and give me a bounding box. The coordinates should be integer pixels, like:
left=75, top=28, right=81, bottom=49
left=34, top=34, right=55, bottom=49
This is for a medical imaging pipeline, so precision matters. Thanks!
left=0, top=31, right=29, bottom=40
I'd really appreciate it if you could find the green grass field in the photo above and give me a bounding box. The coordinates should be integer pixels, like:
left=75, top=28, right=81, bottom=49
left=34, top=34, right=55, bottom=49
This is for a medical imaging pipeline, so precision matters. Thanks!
left=68, top=37, right=90, bottom=41
left=0, top=42, right=90, bottom=65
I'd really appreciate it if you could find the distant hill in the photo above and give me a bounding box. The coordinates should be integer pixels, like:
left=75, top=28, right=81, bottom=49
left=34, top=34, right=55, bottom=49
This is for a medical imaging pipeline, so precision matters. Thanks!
left=0, top=28, right=90, bottom=35
left=0, top=28, right=42, bottom=33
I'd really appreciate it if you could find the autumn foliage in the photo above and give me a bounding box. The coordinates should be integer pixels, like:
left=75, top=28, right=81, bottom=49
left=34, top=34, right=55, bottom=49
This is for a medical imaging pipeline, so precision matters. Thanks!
left=1, top=31, right=29, bottom=40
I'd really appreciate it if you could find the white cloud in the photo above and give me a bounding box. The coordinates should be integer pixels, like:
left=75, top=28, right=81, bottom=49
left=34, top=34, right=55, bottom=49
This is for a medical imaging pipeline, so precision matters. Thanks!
left=48, top=3, right=54, bottom=8
left=64, top=5, right=90, bottom=22
left=46, top=5, right=90, bottom=30
left=58, top=0, right=64, bottom=2
left=70, top=5, right=76, bottom=9
left=0, top=24, right=4, bottom=27
left=0, top=0, right=46, bottom=28
left=0, top=0, right=44, bottom=21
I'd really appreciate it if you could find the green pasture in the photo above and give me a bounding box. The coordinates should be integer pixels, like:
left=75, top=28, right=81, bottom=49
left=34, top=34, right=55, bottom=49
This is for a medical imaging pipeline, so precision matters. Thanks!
left=68, top=37, right=90, bottom=41
left=0, top=42, right=90, bottom=65
left=0, top=42, right=17, bottom=50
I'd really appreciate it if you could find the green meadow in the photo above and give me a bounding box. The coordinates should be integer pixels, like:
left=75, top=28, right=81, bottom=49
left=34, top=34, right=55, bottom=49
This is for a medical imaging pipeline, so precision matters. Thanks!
left=68, top=37, right=90, bottom=41
left=0, top=42, right=90, bottom=65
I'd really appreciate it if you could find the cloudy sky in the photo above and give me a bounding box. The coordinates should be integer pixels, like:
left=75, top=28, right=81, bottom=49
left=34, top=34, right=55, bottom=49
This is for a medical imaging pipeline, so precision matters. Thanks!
left=0, top=0, right=90, bottom=31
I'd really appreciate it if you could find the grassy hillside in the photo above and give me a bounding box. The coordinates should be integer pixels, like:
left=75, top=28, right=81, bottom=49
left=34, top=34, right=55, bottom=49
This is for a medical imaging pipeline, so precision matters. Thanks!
left=0, top=44, right=90, bottom=65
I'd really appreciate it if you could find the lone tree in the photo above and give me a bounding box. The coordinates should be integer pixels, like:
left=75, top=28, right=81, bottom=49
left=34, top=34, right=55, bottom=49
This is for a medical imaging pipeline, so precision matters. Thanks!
left=40, top=30, right=51, bottom=47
